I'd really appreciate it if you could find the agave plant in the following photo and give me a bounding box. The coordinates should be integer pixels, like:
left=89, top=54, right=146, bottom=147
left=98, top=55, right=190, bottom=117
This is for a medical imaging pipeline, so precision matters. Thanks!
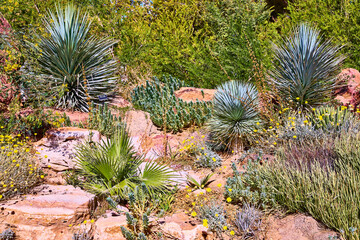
left=75, top=126, right=175, bottom=199
left=37, top=4, right=117, bottom=112
left=208, top=81, right=260, bottom=150
left=270, top=23, right=344, bottom=110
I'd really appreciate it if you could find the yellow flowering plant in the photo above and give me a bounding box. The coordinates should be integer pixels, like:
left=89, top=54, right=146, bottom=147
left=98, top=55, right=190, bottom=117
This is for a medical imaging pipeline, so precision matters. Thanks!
left=0, top=135, right=42, bottom=201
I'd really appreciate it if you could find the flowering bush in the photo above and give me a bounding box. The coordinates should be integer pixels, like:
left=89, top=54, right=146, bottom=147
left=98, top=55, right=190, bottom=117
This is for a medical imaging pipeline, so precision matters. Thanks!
left=0, top=134, right=42, bottom=201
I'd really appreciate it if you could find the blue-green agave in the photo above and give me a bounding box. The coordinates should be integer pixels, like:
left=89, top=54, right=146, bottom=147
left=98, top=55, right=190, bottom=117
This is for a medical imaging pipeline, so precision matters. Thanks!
left=37, top=4, right=117, bottom=111
left=208, top=80, right=260, bottom=150
left=270, top=23, right=344, bottom=109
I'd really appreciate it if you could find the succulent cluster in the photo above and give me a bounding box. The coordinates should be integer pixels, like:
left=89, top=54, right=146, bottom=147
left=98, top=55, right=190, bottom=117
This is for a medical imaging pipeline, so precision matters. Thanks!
left=131, top=76, right=212, bottom=133
left=87, top=103, right=123, bottom=137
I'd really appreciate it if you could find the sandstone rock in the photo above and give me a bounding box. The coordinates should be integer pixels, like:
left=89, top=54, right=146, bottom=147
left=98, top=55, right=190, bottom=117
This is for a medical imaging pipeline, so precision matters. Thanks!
left=175, top=87, right=216, bottom=103
left=94, top=215, right=127, bottom=240
left=162, top=222, right=184, bottom=239
left=110, top=96, right=131, bottom=108
left=335, top=68, right=360, bottom=106
left=0, top=185, right=96, bottom=240
left=124, top=110, right=161, bottom=137
left=264, top=214, right=340, bottom=240
left=34, top=127, right=102, bottom=171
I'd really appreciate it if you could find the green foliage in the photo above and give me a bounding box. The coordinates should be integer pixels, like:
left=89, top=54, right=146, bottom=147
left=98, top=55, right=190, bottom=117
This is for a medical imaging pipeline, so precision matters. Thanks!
left=275, top=0, right=360, bottom=71
left=0, top=136, right=42, bottom=201
left=87, top=103, right=123, bottom=138
left=75, top=126, right=175, bottom=200
left=208, top=81, right=260, bottom=150
left=187, top=173, right=214, bottom=189
left=224, top=160, right=275, bottom=208
left=120, top=185, right=154, bottom=240
left=195, top=149, right=222, bottom=170
left=307, top=106, right=355, bottom=131
left=0, top=109, right=70, bottom=138
left=36, top=4, right=117, bottom=112
left=270, top=23, right=344, bottom=110
left=198, top=202, right=227, bottom=238
left=233, top=131, right=360, bottom=239
left=131, top=75, right=212, bottom=133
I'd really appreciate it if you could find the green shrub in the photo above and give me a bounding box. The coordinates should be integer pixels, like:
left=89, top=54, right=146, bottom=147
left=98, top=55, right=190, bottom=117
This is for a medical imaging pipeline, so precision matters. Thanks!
left=208, top=81, right=260, bottom=150
left=198, top=202, right=227, bottom=238
left=275, top=0, right=360, bottom=71
left=75, top=126, right=175, bottom=200
left=307, top=106, right=356, bottom=131
left=37, top=4, right=117, bottom=112
left=270, top=23, right=344, bottom=110
left=0, top=109, right=70, bottom=139
left=0, top=135, right=42, bottom=201
left=195, top=149, right=222, bottom=170
left=232, top=132, right=360, bottom=239
left=75, top=102, right=123, bottom=138
left=131, top=75, right=212, bottom=133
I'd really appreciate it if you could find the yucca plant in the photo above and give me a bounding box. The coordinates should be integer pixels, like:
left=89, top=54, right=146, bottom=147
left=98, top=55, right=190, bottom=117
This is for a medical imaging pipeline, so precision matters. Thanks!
left=208, top=81, right=260, bottom=150
left=186, top=173, right=214, bottom=189
left=37, top=4, right=117, bottom=112
left=270, top=23, right=344, bottom=110
left=75, top=126, right=175, bottom=199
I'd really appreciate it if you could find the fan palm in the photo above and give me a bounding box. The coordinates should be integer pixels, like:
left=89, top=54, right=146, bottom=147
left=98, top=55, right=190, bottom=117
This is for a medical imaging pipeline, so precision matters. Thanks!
left=270, top=23, right=344, bottom=110
left=75, top=127, right=176, bottom=199
left=37, top=4, right=117, bottom=112
left=208, top=80, right=260, bottom=150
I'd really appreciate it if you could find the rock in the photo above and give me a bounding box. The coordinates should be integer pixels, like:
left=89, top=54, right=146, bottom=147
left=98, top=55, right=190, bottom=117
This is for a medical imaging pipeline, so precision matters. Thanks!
left=175, top=87, right=216, bottom=103
left=0, top=185, right=96, bottom=240
left=264, top=214, right=340, bottom=240
left=93, top=215, right=127, bottom=240
left=162, top=222, right=184, bottom=239
left=110, top=96, right=131, bottom=108
left=34, top=127, right=102, bottom=171
left=124, top=110, right=161, bottom=137
left=335, top=68, right=360, bottom=107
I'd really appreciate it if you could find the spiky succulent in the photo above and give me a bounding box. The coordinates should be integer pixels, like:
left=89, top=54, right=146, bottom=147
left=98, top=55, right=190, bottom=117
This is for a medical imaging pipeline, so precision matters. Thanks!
left=208, top=80, right=260, bottom=150
left=270, top=23, right=344, bottom=110
left=37, top=4, right=117, bottom=112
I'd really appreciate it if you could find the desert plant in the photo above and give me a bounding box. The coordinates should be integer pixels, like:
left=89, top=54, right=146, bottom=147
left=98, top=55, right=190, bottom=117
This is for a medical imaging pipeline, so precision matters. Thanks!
left=307, top=106, right=356, bottom=131
left=120, top=184, right=157, bottom=240
left=187, top=173, right=214, bottom=190
left=234, top=204, right=262, bottom=239
left=0, top=228, right=15, bottom=240
left=0, top=135, right=42, bottom=201
left=86, top=102, right=123, bottom=138
left=208, top=80, right=260, bottom=150
left=131, top=75, right=212, bottom=133
left=36, top=4, right=117, bottom=112
left=75, top=126, right=175, bottom=199
left=270, top=23, right=344, bottom=110
left=195, top=149, right=222, bottom=170
left=198, top=202, right=227, bottom=238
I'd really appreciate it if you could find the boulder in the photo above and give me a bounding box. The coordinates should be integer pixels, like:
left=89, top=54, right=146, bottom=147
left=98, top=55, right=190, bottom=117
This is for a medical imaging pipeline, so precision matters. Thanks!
left=335, top=68, right=360, bottom=107
left=264, top=214, right=340, bottom=240
left=34, top=127, right=102, bottom=171
left=175, top=87, right=216, bottom=103
left=93, top=215, right=127, bottom=240
left=124, top=110, right=161, bottom=137
left=0, top=185, right=96, bottom=240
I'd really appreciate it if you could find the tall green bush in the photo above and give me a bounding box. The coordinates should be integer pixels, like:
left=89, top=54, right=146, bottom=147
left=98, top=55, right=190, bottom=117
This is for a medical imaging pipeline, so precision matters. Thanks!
left=275, top=0, right=360, bottom=70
